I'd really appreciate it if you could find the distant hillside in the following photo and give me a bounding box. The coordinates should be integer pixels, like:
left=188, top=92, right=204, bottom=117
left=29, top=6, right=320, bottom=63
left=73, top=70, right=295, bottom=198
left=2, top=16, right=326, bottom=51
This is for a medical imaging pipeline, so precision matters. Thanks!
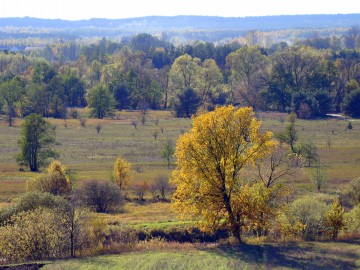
left=0, top=14, right=359, bottom=46
left=0, top=14, right=359, bottom=31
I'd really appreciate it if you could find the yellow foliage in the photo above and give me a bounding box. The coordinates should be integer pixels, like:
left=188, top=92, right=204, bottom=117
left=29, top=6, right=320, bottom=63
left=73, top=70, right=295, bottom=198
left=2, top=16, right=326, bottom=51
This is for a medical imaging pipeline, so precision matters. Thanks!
left=113, top=156, right=131, bottom=191
left=171, top=105, right=276, bottom=241
left=325, top=199, right=345, bottom=240
left=48, top=160, right=67, bottom=176
left=27, top=161, right=71, bottom=195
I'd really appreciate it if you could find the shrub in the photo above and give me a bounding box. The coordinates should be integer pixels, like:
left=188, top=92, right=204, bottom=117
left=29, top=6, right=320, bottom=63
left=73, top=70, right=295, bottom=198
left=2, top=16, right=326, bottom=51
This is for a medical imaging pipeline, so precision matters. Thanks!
left=341, top=177, right=360, bottom=207
left=26, top=161, right=72, bottom=195
left=0, top=206, right=92, bottom=263
left=348, top=178, right=360, bottom=206
left=0, top=191, right=70, bottom=225
left=76, top=180, right=124, bottom=213
left=325, top=199, right=345, bottom=240
left=287, top=195, right=328, bottom=240
left=0, top=208, right=67, bottom=262
left=146, top=227, right=229, bottom=243
left=27, top=172, right=72, bottom=196
left=345, top=204, right=360, bottom=233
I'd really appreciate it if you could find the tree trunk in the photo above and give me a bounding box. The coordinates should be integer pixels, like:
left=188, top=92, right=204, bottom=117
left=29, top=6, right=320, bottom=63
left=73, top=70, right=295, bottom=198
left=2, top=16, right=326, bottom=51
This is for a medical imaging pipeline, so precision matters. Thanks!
left=223, top=193, right=242, bottom=243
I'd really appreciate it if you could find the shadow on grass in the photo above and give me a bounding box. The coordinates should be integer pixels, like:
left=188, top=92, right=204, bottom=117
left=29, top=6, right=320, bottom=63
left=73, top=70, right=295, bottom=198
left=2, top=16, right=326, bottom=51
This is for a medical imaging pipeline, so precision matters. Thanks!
left=214, top=240, right=360, bottom=270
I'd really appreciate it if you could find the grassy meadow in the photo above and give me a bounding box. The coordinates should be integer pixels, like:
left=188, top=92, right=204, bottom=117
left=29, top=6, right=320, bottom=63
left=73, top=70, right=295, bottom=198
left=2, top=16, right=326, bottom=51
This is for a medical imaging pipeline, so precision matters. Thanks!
left=42, top=240, right=360, bottom=270
left=1, top=110, right=360, bottom=268
left=1, top=110, right=360, bottom=223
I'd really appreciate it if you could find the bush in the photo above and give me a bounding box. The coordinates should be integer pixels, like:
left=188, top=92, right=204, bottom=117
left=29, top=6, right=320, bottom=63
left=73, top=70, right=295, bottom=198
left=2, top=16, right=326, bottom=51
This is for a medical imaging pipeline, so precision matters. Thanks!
left=27, top=172, right=72, bottom=195
left=0, top=208, right=66, bottom=262
left=141, top=227, right=229, bottom=243
left=26, top=161, right=72, bottom=196
left=0, top=206, right=92, bottom=263
left=345, top=204, right=360, bottom=233
left=76, top=180, right=124, bottom=213
left=341, top=177, right=360, bottom=207
left=0, top=191, right=70, bottom=225
left=287, top=195, right=328, bottom=240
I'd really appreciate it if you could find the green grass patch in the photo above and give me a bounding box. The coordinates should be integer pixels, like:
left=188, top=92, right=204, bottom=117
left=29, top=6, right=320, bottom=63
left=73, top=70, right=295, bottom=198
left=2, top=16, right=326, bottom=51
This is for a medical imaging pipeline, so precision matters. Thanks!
left=42, top=240, right=360, bottom=270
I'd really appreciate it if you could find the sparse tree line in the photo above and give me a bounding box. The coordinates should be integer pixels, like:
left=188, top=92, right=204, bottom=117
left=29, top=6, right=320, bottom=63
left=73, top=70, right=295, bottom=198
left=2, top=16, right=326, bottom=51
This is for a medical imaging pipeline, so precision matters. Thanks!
left=1, top=28, right=360, bottom=126
left=1, top=107, right=360, bottom=265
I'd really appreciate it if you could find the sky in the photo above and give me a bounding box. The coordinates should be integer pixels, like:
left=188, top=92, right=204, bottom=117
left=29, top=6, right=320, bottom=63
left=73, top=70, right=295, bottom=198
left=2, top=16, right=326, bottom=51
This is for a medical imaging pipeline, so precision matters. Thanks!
left=1, top=0, right=360, bottom=20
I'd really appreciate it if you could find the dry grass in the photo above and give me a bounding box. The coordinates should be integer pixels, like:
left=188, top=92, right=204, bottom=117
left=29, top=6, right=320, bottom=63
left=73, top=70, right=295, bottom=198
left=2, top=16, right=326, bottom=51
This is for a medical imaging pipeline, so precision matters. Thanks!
left=1, top=111, right=360, bottom=226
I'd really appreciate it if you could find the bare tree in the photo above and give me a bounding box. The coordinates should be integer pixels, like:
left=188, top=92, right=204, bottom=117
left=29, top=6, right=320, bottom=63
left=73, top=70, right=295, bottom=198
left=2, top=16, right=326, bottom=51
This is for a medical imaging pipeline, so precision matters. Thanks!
left=311, top=162, right=328, bottom=192
left=131, top=120, right=138, bottom=129
left=151, top=130, right=159, bottom=140
left=95, top=124, right=102, bottom=134
left=154, top=175, right=171, bottom=200
left=256, top=144, right=303, bottom=188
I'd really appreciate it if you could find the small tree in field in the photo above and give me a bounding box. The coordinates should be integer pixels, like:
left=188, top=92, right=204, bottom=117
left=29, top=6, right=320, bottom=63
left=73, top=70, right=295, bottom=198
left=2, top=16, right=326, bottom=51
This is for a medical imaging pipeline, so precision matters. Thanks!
left=325, top=199, right=345, bottom=240
left=311, top=162, right=328, bottom=192
left=160, top=139, right=175, bottom=168
left=133, top=181, right=149, bottom=200
left=113, top=156, right=131, bottom=191
left=154, top=175, right=171, bottom=200
left=300, top=141, right=319, bottom=167
left=276, top=113, right=298, bottom=153
left=17, top=113, right=58, bottom=172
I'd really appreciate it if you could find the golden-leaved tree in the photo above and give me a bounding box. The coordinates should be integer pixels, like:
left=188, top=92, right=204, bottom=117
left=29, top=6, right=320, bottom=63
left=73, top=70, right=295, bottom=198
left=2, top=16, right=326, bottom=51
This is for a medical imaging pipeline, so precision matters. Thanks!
left=113, top=156, right=131, bottom=191
left=171, top=105, right=275, bottom=242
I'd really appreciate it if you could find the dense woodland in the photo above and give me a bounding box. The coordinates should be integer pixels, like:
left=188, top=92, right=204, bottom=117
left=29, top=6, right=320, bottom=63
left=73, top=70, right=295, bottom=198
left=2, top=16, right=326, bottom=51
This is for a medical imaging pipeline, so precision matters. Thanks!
left=1, top=24, right=360, bottom=124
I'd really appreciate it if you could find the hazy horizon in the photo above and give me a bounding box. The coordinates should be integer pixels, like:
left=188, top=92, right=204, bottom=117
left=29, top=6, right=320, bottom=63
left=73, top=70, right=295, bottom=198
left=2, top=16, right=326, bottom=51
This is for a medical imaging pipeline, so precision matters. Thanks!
left=2, top=0, right=360, bottom=21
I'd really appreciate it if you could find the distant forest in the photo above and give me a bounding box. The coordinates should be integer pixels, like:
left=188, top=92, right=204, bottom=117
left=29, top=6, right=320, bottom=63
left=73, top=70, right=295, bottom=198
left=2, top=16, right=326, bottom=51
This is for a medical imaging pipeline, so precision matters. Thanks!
left=0, top=14, right=360, bottom=47
left=0, top=15, right=360, bottom=124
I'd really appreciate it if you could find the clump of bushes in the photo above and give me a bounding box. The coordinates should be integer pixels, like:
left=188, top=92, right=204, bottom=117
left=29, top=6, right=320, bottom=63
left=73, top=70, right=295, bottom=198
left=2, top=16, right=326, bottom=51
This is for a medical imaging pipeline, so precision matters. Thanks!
left=27, top=160, right=72, bottom=195
left=0, top=193, right=92, bottom=264
left=75, top=180, right=124, bottom=213
left=281, top=195, right=345, bottom=240
left=0, top=191, right=70, bottom=225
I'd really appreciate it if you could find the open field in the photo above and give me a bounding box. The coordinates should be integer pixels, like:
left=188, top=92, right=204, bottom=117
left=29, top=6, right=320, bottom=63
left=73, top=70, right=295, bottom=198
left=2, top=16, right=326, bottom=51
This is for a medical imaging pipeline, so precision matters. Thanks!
left=41, top=240, right=360, bottom=270
left=1, top=110, right=360, bottom=227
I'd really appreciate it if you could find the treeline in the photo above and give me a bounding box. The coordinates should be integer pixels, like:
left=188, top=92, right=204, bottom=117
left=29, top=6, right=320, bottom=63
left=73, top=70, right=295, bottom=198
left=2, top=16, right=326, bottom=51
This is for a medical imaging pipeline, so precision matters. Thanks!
left=0, top=29, right=360, bottom=124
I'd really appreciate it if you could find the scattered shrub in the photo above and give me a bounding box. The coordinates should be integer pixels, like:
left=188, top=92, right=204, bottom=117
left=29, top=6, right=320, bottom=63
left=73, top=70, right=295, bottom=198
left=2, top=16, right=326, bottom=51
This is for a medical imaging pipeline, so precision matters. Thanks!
left=27, top=161, right=72, bottom=196
left=76, top=180, right=124, bottom=213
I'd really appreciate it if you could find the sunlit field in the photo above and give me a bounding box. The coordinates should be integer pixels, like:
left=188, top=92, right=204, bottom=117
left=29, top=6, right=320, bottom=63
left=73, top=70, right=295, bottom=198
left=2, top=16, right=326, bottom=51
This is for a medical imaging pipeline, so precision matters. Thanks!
left=1, top=110, right=360, bottom=227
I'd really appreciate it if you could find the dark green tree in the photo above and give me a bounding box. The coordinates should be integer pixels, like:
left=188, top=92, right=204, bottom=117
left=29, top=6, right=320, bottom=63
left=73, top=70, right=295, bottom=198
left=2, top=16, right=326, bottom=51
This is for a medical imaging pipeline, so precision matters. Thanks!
left=61, top=71, right=86, bottom=107
left=343, top=89, right=360, bottom=118
left=87, top=84, right=115, bottom=119
left=0, top=76, right=25, bottom=126
left=16, top=114, right=58, bottom=172
left=174, top=88, right=201, bottom=118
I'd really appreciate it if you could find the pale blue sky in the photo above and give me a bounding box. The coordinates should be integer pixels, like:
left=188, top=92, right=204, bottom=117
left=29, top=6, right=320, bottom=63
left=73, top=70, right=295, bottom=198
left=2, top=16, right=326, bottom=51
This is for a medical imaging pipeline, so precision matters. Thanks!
left=2, top=0, right=359, bottom=20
